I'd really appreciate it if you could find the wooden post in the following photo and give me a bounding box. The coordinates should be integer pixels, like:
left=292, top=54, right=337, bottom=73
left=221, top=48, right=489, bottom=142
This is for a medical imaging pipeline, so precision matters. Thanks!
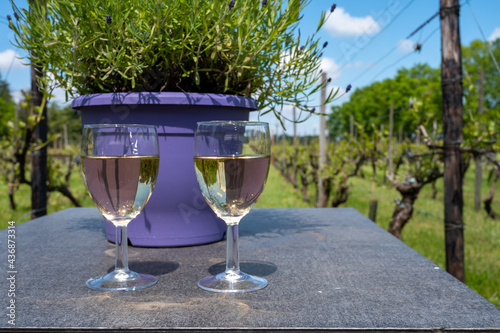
left=275, top=123, right=279, bottom=144
left=14, top=105, right=19, bottom=131
left=369, top=200, right=378, bottom=223
left=270, top=128, right=275, bottom=165
left=416, top=117, right=421, bottom=146
left=317, top=72, right=328, bottom=207
left=474, top=69, right=484, bottom=212
left=349, top=114, right=354, bottom=140
left=282, top=128, right=286, bottom=155
left=63, top=124, right=68, bottom=147
left=440, top=0, right=465, bottom=282
left=388, top=103, right=394, bottom=177
left=30, top=0, right=48, bottom=219
left=30, top=68, right=48, bottom=219
left=293, top=106, right=298, bottom=148
left=369, top=161, right=378, bottom=222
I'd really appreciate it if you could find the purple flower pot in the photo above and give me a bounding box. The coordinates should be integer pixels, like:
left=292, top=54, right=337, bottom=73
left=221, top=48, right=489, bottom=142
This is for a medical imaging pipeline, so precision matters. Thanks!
left=72, top=92, right=257, bottom=247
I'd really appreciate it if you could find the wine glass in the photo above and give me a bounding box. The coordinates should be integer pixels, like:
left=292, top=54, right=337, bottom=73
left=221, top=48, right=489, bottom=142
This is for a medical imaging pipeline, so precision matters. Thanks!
left=194, top=121, right=271, bottom=292
left=81, top=124, right=160, bottom=291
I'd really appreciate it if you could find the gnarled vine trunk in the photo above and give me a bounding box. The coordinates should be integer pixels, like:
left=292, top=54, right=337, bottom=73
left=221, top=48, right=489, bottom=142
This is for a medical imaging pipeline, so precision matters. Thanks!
left=388, top=164, right=443, bottom=239
left=331, top=178, right=349, bottom=207
left=298, top=168, right=311, bottom=202
left=388, top=182, right=422, bottom=240
left=484, top=165, right=499, bottom=219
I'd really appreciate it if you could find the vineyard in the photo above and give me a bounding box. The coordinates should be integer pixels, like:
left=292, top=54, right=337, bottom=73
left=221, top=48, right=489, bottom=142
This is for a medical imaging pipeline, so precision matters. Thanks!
left=1, top=122, right=499, bottom=306
left=271, top=123, right=500, bottom=239
left=268, top=125, right=500, bottom=307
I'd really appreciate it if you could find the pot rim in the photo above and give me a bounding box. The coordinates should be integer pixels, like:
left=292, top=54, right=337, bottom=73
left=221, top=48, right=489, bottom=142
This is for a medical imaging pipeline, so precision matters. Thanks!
left=71, top=92, right=257, bottom=110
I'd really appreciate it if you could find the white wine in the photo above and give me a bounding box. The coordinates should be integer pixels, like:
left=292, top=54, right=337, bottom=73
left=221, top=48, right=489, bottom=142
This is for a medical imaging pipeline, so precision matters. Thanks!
left=81, top=155, right=159, bottom=226
left=194, top=155, right=270, bottom=223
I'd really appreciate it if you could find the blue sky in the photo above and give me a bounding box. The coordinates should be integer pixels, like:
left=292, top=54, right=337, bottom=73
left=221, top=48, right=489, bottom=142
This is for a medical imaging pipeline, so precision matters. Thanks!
left=1, top=0, right=499, bottom=135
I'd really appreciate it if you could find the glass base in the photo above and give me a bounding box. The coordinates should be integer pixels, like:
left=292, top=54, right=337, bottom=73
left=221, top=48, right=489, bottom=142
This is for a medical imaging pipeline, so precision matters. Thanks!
left=86, top=269, right=157, bottom=292
left=198, top=271, right=267, bottom=293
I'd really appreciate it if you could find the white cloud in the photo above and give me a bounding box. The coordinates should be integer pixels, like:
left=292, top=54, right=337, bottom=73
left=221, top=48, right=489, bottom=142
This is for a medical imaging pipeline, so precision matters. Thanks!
left=250, top=57, right=342, bottom=136
left=0, top=49, right=27, bottom=71
left=44, top=71, right=73, bottom=105
left=323, top=7, right=381, bottom=37
left=397, top=39, right=415, bottom=53
left=11, top=90, right=26, bottom=104
left=320, top=57, right=341, bottom=83
left=48, top=87, right=72, bottom=105
left=11, top=87, right=71, bottom=106
left=488, top=27, right=500, bottom=42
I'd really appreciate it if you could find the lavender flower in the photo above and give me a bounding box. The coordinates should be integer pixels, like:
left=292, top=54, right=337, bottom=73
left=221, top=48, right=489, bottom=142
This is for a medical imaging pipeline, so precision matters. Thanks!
left=346, top=84, right=352, bottom=93
left=310, top=107, right=316, bottom=113
left=7, top=15, right=12, bottom=29
left=323, top=41, right=328, bottom=48
left=14, top=13, right=19, bottom=21
left=106, top=15, right=112, bottom=24
left=330, top=4, right=336, bottom=13
left=300, top=45, right=305, bottom=52
left=327, top=78, right=332, bottom=83
left=228, top=0, right=235, bottom=9
left=262, top=0, right=267, bottom=6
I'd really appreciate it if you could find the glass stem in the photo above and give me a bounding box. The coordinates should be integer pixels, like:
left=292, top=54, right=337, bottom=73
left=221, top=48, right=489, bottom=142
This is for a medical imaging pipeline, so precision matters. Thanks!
left=115, top=226, right=129, bottom=272
left=225, top=224, right=240, bottom=276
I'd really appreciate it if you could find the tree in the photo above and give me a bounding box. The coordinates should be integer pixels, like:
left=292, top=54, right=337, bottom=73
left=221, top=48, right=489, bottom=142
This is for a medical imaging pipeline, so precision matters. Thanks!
left=462, top=39, right=500, bottom=112
left=462, top=39, right=500, bottom=218
left=462, top=39, right=500, bottom=148
left=329, top=39, right=500, bottom=143
left=48, top=103, right=82, bottom=146
left=328, top=63, right=441, bottom=139
left=0, top=77, right=16, bottom=137
left=0, top=89, right=82, bottom=212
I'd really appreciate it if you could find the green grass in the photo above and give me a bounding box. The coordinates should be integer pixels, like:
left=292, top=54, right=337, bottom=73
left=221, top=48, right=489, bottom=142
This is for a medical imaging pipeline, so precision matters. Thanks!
left=256, top=166, right=314, bottom=208
left=0, top=168, right=94, bottom=230
left=1, top=161, right=499, bottom=307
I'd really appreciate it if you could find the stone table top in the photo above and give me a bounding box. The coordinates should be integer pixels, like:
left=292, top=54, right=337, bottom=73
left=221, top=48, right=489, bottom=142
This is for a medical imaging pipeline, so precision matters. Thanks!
left=1, top=207, right=499, bottom=332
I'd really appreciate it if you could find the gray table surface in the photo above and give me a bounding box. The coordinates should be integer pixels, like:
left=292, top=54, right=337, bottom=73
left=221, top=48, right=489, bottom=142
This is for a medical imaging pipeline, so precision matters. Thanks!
left=1, top=207, right=499, bottom=332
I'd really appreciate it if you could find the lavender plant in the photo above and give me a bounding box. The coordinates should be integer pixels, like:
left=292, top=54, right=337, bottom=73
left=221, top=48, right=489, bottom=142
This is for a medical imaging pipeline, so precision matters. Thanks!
left=9, top=0, right=339, bottom=123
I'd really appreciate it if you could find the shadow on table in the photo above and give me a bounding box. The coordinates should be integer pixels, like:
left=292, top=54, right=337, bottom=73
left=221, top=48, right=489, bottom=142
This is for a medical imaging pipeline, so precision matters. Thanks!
left=207, top=260, right=277, bottom=277
left=107, top=261, right=180, bottom=276
left=69, top=215, right=106, bottom=234
left=240, top=209, right=330, bottom=238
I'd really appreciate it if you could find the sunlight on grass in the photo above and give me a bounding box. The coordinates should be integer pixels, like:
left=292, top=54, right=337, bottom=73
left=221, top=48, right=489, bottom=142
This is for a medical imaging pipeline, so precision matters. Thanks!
left=0, top=167, right=93, bottom=229
left=257, top=166, right=315, bottom=208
